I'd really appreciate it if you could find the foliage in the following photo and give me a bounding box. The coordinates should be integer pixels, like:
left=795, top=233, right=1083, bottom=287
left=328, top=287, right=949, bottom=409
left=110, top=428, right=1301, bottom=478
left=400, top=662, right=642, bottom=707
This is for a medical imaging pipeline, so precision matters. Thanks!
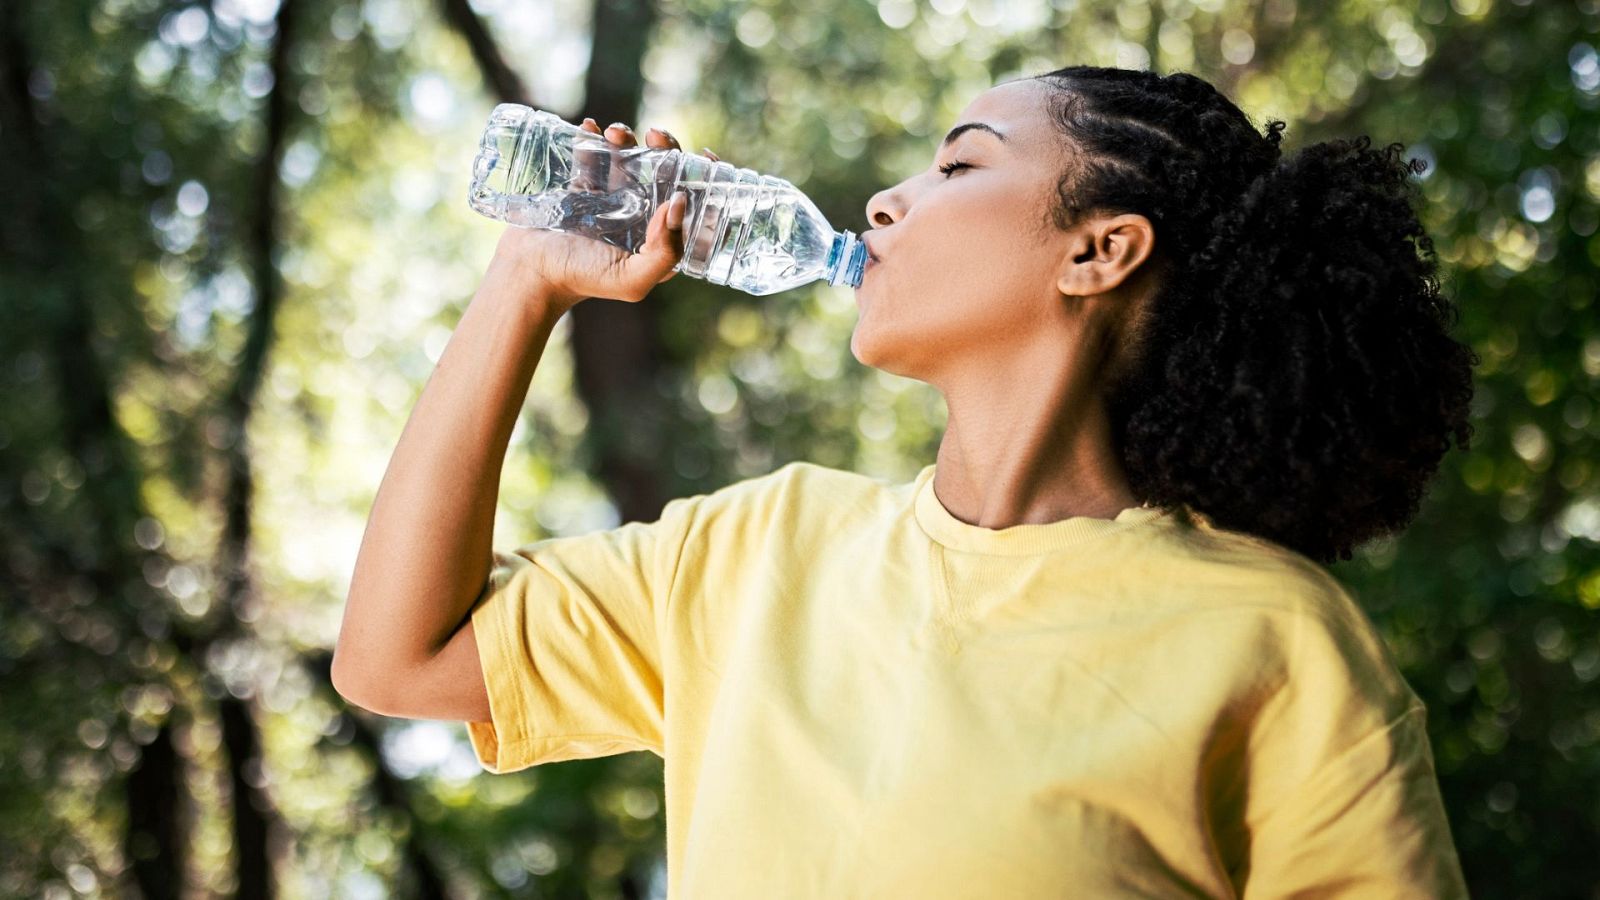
left=1, top=0, right=1596, bottom=896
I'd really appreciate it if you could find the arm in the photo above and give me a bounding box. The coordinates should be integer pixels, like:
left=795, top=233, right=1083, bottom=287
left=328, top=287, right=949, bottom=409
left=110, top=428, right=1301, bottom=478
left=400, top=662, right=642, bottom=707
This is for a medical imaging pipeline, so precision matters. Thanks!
left=330, top=249, right=570, bottom=710
left=331, top=118, right=693, bottom=715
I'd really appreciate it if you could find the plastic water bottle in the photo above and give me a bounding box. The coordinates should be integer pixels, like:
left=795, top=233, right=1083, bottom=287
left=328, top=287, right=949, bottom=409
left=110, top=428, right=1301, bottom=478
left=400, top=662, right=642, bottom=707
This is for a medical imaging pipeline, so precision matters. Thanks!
left=467, top=104, right=867, bottom=295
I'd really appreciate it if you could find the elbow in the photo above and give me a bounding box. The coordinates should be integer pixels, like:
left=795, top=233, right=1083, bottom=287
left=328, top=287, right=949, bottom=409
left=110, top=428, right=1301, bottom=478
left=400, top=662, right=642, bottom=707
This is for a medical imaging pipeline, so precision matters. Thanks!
left=330, top=648, right=388, bottom=713
left=331, top=586, right=401, bottom=711
left=329, top=649, right=363, bottom=706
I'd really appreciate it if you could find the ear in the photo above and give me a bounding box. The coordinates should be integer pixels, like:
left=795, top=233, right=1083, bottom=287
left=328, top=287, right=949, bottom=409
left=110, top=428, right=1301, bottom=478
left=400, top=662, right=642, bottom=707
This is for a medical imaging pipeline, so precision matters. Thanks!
left=1056, top=213, right=1156, bottom=298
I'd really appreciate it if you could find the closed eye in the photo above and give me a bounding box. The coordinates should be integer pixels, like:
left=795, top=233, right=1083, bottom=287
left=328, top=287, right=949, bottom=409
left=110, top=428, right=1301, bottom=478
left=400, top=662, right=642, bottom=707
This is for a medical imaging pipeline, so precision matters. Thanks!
left=937, top=160, right=971, bottom=177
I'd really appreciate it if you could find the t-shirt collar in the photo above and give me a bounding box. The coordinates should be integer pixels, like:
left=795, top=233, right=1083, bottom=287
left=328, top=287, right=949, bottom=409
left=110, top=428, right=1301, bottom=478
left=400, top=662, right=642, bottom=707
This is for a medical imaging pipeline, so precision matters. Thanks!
left=911, top=464, right=1172, bottom=555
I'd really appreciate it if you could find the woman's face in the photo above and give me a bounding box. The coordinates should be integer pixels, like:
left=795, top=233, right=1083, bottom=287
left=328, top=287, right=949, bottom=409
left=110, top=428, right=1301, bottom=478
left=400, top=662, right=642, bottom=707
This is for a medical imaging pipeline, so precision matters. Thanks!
left=854, top=78, right=1076, bottom=382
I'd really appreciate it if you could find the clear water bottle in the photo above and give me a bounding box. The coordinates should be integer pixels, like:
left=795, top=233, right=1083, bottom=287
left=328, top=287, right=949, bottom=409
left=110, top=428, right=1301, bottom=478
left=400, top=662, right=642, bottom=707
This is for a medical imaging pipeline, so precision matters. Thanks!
left=467, top=104, right=867, bottom=296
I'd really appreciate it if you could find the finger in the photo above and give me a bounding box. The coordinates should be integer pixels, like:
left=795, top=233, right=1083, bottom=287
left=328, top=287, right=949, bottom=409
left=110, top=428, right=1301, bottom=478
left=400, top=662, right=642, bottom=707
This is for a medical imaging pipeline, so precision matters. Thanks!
left=619, top=191, right=687, bottom=298
left=644, top=126, right=680, bottom=150
left=604, top=122, right=638, bottom=147
left=575, top=117, right=606, bottom=190
left=668, top=189, right=688, bottom=234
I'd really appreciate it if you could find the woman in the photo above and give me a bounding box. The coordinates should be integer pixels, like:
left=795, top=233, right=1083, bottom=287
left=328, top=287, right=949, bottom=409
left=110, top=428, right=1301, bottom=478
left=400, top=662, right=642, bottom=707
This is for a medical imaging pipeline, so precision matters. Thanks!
left=336, top=66, right=1476, bottom=897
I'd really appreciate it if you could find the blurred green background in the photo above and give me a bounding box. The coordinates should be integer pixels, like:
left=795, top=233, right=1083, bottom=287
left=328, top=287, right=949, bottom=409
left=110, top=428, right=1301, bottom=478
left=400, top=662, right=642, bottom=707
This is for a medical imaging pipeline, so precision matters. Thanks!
left=2, top=0, right=1597, bottom=896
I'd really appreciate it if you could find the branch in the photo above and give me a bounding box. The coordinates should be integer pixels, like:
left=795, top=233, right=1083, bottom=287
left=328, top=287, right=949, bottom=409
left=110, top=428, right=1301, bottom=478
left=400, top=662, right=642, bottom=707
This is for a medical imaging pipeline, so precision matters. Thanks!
left=438, top=0, right=532, bottom=104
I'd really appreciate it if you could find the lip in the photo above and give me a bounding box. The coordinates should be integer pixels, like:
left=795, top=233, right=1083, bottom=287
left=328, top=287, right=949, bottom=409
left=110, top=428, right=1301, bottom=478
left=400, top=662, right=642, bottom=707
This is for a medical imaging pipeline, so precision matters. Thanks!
left=862, top=235, right=884, bottom=263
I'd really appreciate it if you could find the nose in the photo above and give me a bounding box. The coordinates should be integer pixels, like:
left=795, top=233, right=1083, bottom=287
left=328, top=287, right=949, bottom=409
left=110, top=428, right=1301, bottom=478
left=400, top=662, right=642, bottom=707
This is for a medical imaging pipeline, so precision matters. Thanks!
left=865, top=185, right=903, bottom=229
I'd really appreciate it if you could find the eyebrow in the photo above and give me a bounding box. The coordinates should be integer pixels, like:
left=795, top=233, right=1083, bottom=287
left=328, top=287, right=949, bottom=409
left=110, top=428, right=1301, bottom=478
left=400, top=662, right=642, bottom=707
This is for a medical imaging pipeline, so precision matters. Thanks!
left=941, top=122, right=1008, bottom=148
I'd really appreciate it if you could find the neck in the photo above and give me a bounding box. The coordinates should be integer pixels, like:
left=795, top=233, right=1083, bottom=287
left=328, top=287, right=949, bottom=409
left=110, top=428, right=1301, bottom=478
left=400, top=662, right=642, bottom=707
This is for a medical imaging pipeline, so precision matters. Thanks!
left=929, top=334, right=1140, bottom=529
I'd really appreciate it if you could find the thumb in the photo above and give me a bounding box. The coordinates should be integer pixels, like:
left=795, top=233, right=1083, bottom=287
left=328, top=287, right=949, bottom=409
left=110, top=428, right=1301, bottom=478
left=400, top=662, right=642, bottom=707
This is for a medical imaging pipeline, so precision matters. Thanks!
left=617, top=190, right=689, bottom=300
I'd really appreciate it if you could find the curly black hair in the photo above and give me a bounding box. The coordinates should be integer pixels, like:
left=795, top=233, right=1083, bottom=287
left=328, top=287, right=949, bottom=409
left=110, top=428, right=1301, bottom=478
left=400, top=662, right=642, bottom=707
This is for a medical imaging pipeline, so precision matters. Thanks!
left=1030, top=65, right=1478, bottom=564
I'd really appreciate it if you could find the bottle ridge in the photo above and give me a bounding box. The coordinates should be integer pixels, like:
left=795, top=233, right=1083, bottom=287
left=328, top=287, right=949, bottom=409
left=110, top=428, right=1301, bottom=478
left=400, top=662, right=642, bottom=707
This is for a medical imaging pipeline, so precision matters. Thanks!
left=469, top=104, right=867, bottom=296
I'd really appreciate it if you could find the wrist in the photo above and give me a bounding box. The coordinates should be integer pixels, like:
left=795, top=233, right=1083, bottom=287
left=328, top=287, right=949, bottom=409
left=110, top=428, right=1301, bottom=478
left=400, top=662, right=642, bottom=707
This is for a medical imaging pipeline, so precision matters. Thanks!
left=482, top=251, right=581, bottom=320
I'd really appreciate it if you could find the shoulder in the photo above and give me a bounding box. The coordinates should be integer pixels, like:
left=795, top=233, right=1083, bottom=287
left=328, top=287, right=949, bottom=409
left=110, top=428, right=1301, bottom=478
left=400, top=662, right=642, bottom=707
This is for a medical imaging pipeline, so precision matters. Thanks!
left=1212, top=536, right=1408, bottom=694
left=1235, top=549, right=1422, bottom=728
left=654, top=462, right=913, bottom=573
left=684, top=460, right=903, bottom=524
left=1153, top=511, right=1376, bottom=624
left=1144, top=521, right=1421, bottom=709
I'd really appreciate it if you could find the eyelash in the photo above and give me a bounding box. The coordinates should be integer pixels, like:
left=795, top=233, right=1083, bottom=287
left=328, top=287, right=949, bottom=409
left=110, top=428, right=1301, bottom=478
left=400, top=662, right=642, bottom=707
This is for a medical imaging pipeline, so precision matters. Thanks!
left=937, top=160, right=971, bottom=177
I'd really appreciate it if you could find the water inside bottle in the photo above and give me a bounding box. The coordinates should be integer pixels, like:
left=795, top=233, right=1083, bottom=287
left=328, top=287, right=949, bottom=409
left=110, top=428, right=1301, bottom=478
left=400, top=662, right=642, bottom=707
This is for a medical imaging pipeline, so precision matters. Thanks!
left=469, top=106, right=859, bottom=294
left=479, top=179, right=834, bottom=294
left=671, top=178, right=828, bottom=293
left=495, top=190, right=652, bottom=249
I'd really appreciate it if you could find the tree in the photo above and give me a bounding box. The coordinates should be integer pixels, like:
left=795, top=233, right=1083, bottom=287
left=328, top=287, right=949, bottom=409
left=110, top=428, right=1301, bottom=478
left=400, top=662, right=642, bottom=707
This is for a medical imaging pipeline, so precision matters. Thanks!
left=1, top=0, right=1594, bottom=896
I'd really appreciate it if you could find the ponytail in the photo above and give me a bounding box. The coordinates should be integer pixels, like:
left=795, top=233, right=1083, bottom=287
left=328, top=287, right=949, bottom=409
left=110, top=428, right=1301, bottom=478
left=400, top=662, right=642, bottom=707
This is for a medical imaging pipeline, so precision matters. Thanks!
left=1036, top=67, right=1478, bottom=563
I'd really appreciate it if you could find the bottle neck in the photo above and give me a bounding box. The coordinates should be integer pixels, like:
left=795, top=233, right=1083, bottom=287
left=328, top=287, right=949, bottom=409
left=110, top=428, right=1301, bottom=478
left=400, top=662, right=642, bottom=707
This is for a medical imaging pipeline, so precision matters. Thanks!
left=826, top=231, right=867, bottom=288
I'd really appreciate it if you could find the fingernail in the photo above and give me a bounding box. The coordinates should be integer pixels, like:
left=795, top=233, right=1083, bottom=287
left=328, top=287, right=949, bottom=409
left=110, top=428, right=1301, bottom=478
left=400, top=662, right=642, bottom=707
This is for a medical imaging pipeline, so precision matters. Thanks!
left=609, top=122, right=630, bottom=132
left=668, top=191, right=685, bottom=229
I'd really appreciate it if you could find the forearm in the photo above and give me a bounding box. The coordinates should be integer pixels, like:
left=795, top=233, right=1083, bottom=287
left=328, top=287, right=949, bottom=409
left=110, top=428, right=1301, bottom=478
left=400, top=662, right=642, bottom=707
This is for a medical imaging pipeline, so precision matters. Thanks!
left=333, top=256, right=571, bottom=695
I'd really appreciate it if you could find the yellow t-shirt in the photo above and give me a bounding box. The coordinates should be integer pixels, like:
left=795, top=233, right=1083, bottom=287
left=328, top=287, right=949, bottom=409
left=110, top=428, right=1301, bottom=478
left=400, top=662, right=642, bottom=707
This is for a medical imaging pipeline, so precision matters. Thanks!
left=466, top=461, right=1469, bottom=899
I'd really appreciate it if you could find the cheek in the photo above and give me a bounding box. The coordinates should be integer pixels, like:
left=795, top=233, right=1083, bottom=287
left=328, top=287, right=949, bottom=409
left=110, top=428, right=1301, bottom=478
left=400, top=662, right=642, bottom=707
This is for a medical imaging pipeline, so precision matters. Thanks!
left=852, top=248, right=1051, bottom=376
left=891, top=230, right=1049, bottom=331
left=851, top=189, right=1058, bottom=369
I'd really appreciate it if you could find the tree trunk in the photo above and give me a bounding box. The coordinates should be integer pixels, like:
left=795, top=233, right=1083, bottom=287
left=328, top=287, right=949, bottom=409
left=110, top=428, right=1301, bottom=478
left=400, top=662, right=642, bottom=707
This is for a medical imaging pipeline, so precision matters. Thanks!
left=439, top=0, right=672, bottom=524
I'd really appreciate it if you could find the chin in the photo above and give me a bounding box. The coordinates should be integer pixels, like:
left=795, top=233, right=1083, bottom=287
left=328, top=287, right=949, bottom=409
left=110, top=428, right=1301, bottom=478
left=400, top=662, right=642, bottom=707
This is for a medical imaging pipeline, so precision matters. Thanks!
left=850, top=318, right=919, bottom=380
left=849, top=317, right=886, bottom=370
left=849, top=320, right=875, bottom=368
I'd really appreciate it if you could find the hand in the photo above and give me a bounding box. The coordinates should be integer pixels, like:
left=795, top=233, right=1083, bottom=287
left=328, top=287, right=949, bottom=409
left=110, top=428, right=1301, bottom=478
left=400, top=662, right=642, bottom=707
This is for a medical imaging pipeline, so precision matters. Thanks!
left=490, top=119, right=722, bottom=311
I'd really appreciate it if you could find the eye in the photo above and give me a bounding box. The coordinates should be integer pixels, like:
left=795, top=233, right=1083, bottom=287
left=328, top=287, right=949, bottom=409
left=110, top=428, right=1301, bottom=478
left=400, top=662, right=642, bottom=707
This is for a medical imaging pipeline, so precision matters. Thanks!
left=937, top=160, right=971, bottom=178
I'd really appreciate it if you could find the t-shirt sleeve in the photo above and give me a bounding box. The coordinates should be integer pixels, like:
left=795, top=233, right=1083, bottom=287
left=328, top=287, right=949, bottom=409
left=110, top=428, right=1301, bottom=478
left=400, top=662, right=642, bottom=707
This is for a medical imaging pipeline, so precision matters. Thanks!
left=1239, top=704, right=1469, bottom=898
left=464, top=492, right=705, bottom=773
left=1234, top=582, right=1470, bottom=898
